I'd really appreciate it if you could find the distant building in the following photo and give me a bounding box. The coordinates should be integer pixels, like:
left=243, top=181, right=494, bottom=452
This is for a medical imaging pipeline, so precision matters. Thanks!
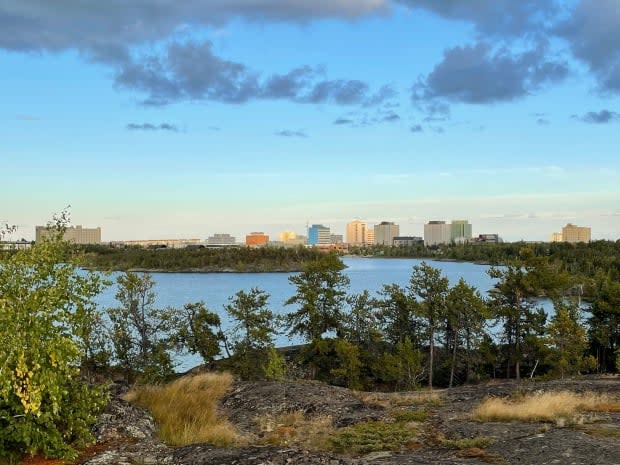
left=36, top=225, right=101, bottom=245
left=308, top=224, right=331, bottom=246
left=451, top=220, right=473, bottom=244
left=245, top=232, right=269, bottom=247
left=561, top=223, right=591, bottom=243
left=374, top=221, right=400, bottom=246
left=346, top=220, right=367, bottom=245
left=475, top=234, right=502, bottom=244
left=365, top=228, right=375, bottom=245
left=550, top=232, right=563, bottom=243
left=330, top=234, right=343, bottom=244
left=393, top=236, right=423, bottom=247
left=424, top=221, right=451, bottom=246
left=279, top=231, right=307, bottom=246
left=0, top=239, right=32, bottom=250
left=207, top=233, right=236, bottom=246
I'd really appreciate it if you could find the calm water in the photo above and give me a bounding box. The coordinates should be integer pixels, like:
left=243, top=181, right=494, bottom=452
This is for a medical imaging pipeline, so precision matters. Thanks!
left=95, top=257, right=498, bottom=371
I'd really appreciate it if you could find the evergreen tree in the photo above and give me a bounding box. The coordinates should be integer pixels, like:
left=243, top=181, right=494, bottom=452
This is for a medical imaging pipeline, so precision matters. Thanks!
left=408, top=262, right=449, bottom=390
left=546, top=300, right=587, bottom=379
left=108, top=272, right=179, bottom=382
left=488, top=247, right=567, bottom=380
left=177, top=301, right=224, bottom=368
left=225, top=287, right=278, bottom=379
left=445, top=278, right=490, bottom=386
left=285, top=253, right=350, bottom=342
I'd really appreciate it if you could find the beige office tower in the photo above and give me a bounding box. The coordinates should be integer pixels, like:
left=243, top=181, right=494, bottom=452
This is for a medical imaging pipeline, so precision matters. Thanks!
left=346, top=220, right=367, bottom=245
left=374, top=221, right=400, bottom=246
left=550, top=232, right=563, bottom=242
left=35, top=225, right=101, bottom=244
left=424, top=220, right=451, bottom=246
left=365, top=228, right=375, bottom=245
left=561, top=223, right=591, bottom=243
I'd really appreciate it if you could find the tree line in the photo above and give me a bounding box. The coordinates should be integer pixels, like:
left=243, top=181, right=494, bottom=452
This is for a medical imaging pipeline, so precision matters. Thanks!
left=75, top=243, right=324, bottom=272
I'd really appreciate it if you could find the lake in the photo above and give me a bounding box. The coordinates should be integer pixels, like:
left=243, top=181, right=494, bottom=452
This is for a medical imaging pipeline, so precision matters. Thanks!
left=95, top=257, right=501, bottom=371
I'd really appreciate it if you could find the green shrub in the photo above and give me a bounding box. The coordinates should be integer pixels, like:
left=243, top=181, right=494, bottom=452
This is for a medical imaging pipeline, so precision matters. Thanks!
left=0, top=221, right=108, bottom=460
left=329, top=420, right=416, bottom=454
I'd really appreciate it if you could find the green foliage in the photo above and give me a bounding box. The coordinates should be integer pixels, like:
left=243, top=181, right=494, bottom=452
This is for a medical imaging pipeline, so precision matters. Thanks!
left=587, top=274, right=620, bottom=372
left=177, top=302, right=224, bottom=367
left=224, top=288, right=278, bottom=379
left=0, top=219, right=108, bottom=460
left=377, top=337, right=424, bottom=390
left=107, top=272, right=179, bottom=383
left=285, top=253, right=350, bottom=343
left=546, top=301, right=587, bottom=378
left=488, top=248, right=568, bottom=380
left=377, top=283, right=420, bottom=346
left=445, top=279, right=490, bottom=385
left=77, top=244, right=324, bottom=272
left=330, top=339, right=363, bottom=389
left=263, top=347, right=287, bottom=381
left=329, top=420, right=416, bottom=454
left=408, top=262, right=449, bottom=389
left=439, top=435, right=493, bottom=450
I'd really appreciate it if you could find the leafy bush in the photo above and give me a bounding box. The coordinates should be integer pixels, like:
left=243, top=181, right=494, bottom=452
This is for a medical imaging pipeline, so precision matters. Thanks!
left=0, top=223, right=108, bottom=460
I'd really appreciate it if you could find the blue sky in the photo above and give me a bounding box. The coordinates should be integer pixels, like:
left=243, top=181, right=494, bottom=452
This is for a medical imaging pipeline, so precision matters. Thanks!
left=2, top=0, right=619, bottom=242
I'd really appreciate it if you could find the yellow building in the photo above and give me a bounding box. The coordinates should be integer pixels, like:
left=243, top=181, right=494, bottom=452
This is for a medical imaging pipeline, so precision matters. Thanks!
left=36, top=225, right=101, bottom=244
left=561, top=223, right=591, bottom=243
left=346, top=220, right=367, bottom=245
left=550, top=232, right=563, bottom=242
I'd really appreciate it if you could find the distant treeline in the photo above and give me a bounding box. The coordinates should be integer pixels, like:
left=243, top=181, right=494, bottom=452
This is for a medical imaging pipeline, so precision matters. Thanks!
left=74, top=244, right=324, bottom=272
left=350, top=240, right=620, bottom=283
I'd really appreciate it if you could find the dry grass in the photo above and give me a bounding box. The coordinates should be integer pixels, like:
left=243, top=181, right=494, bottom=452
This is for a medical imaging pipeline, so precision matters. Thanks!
left=354, top=390, right=443, bottom=409
left=253, top=410, right=334, bottom=449
left=124, top=372, right=241, bottom=446
left=473, top=391, right=620, bottom=424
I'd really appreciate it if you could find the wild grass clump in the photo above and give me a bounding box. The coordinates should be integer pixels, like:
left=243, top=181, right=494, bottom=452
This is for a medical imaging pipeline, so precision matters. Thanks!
left=355, top=390, right=443, bottom=409
left=440, top=435, right=493, bottom=450
left=473, top=391, right=620, bottom=424
left=254, top=410, right=334, bottom=449
left=328, top=420, right=418, bottom=454
left=124, top=372, right=240, bottom=446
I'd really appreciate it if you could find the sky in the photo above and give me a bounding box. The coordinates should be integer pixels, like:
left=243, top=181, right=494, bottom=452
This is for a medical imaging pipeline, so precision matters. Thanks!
left=1, top=0, right=619, bottom=242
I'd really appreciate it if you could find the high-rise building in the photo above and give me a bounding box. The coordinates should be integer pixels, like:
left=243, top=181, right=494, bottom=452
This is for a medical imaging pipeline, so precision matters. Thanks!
left=550, top=232, right=563, bottom=243
left=330, top=234, right=343, bottom=244
left=245, top=232, right=269, bottom=246
left=374, top=221, right=399, bottom=246
left=346, top=220, right=367, bottom=245
left=308, top=224, right=330, bottom=245
left=451, top=220, right=473, bottom=244
left=424, top=221, right=451, bottom=246
left=35, top=225, right=101, bottom=244
left=365, top=228, right=375, bottom=245
left=561, top=224, right=591, bottom=243
left=207, top=233, right=236, bottom=246
left=279, top=231, right=307, bottom=246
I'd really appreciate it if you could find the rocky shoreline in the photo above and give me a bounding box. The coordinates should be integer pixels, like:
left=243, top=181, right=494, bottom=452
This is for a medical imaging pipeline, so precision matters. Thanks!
left=83, top=376, right=620, bottom=465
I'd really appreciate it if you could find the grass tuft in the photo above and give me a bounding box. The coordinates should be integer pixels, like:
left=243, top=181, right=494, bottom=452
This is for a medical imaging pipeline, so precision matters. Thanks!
left=124, top=372, right=240, bottom=446
left=473, top=391, right=620, bottom=424
left=354, top=390, right=442, bottom=409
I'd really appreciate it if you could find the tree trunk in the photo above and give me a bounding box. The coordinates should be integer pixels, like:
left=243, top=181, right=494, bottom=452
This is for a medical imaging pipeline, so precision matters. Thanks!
left=449, top=331, right=458, bottom=388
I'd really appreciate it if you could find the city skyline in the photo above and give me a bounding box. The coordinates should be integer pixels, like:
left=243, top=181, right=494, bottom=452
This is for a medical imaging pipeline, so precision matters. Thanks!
left=2, top=1, right=619, bottom=242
